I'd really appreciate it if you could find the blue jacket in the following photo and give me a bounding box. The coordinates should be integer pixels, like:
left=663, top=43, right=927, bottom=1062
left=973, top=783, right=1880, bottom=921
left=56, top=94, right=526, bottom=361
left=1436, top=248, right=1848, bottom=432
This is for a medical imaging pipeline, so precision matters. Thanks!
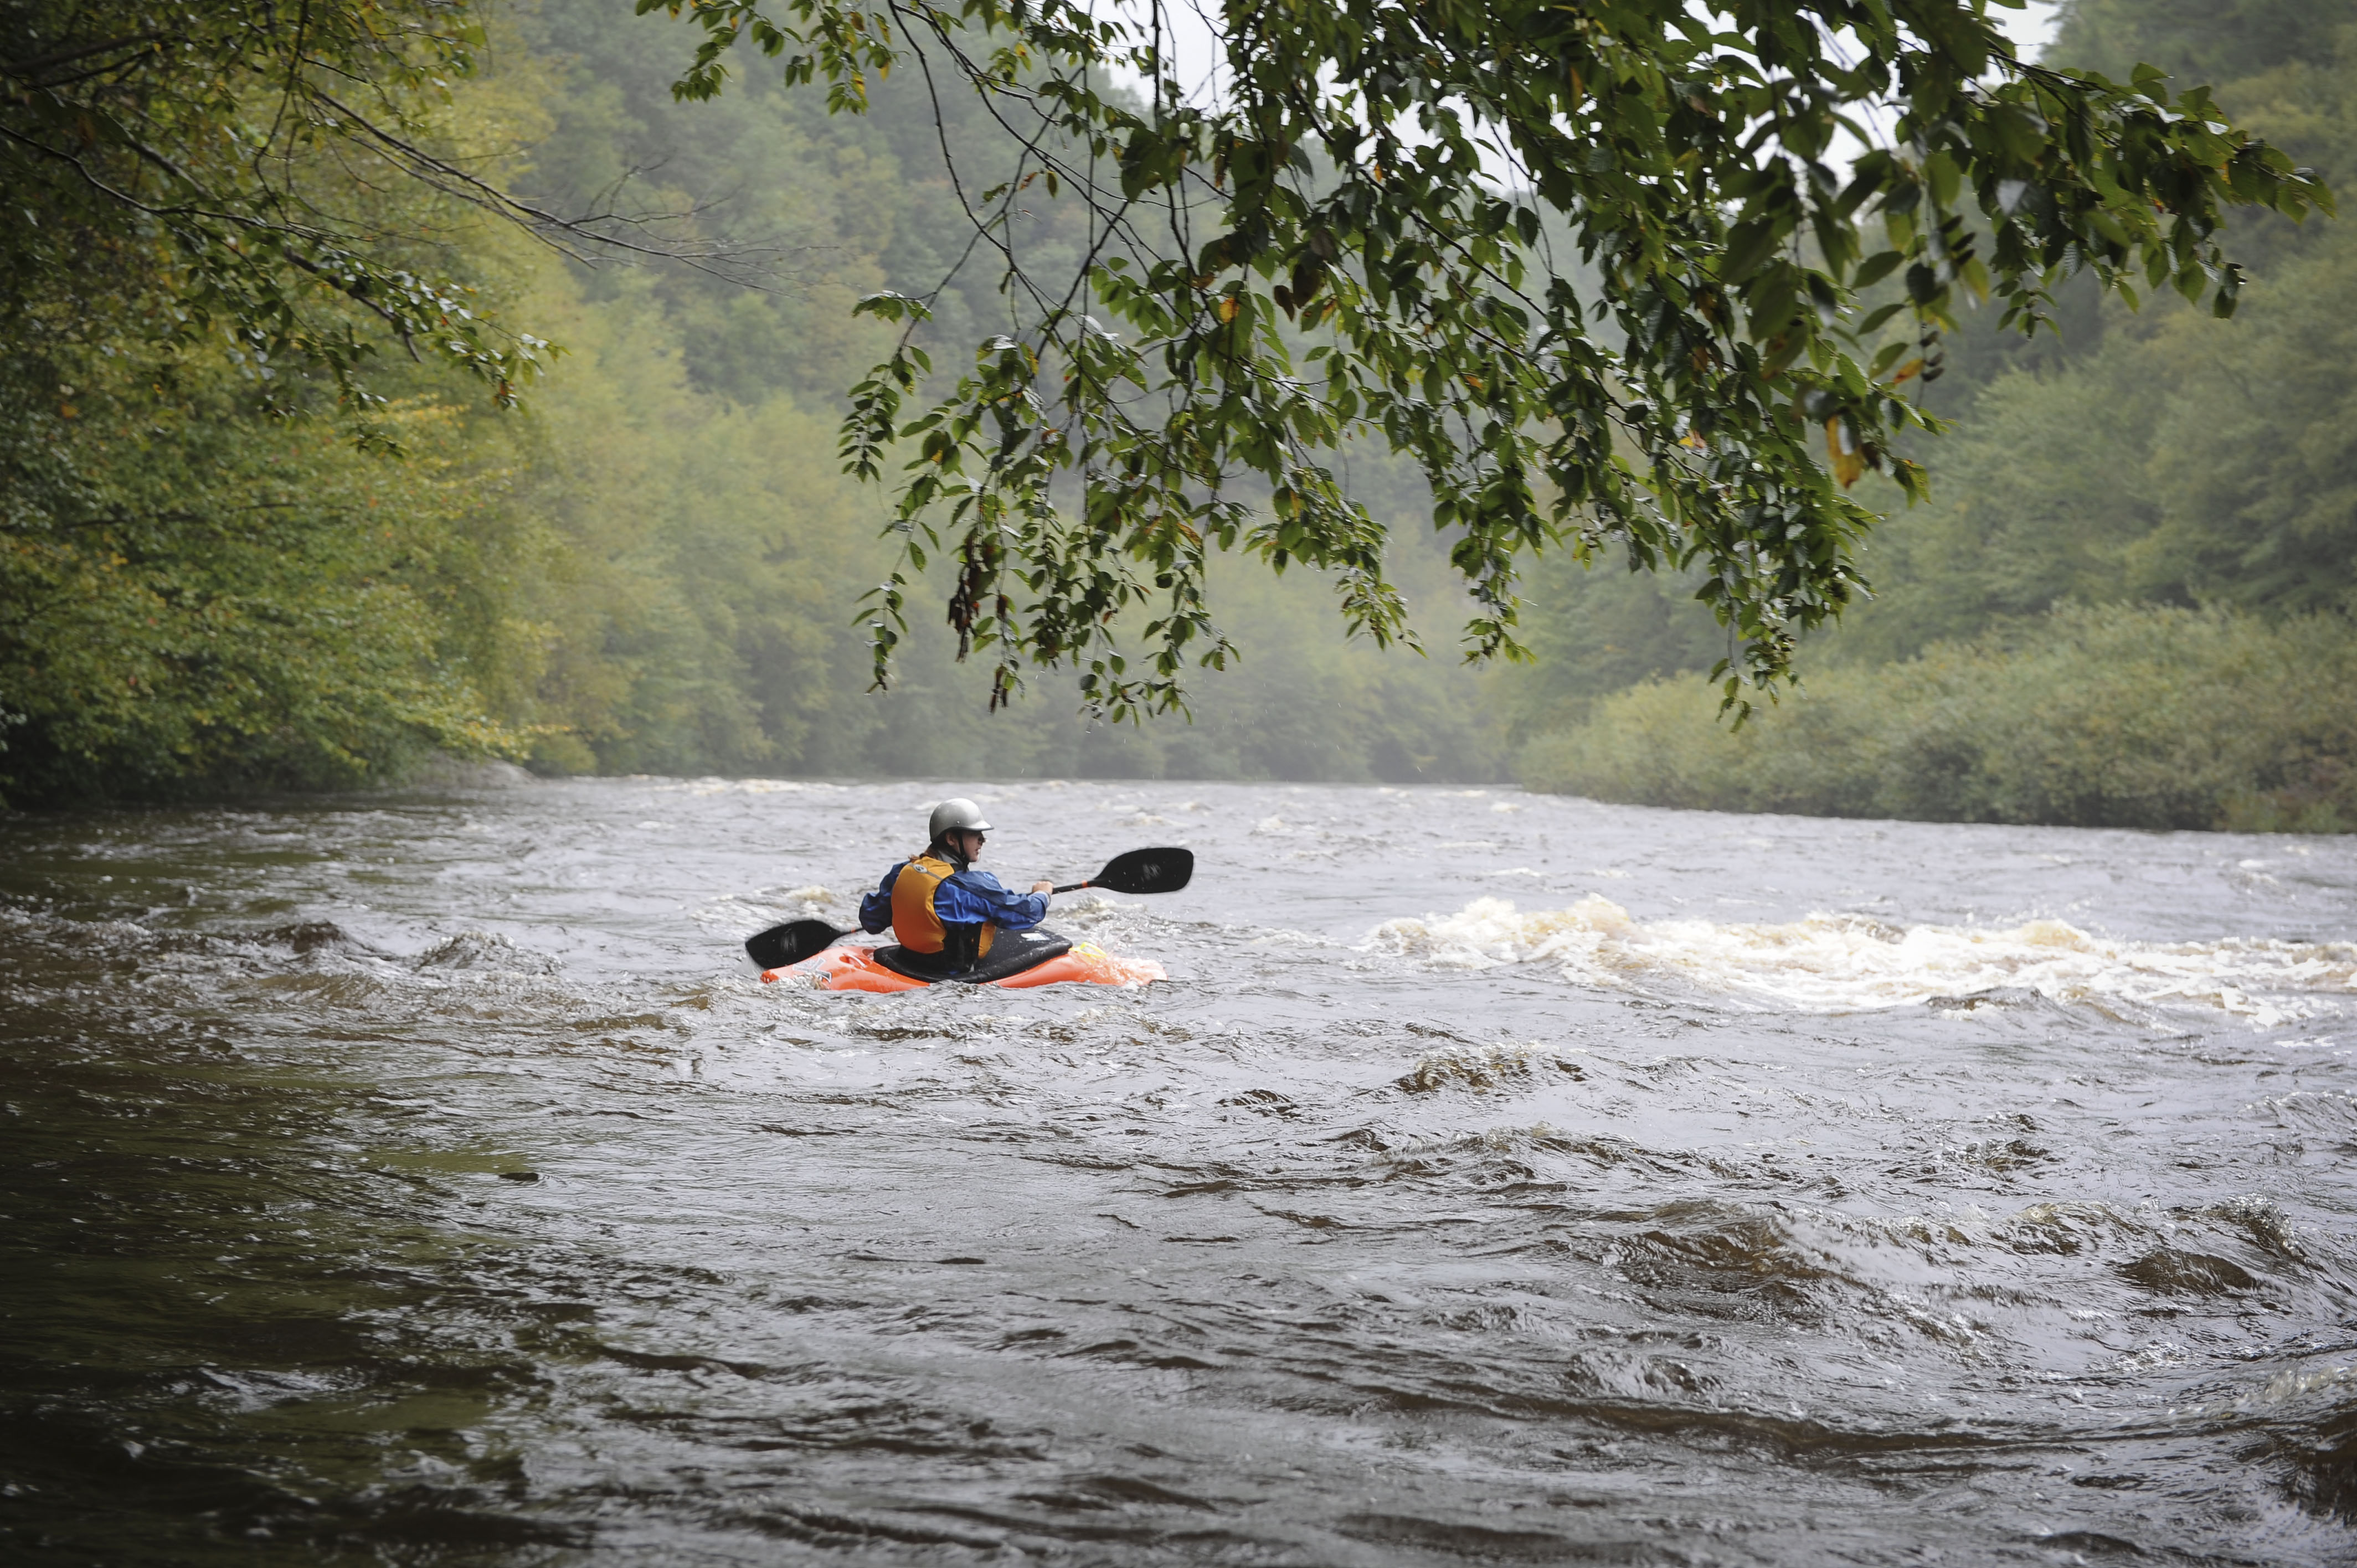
left=860, top=860, right=1049, bottom=937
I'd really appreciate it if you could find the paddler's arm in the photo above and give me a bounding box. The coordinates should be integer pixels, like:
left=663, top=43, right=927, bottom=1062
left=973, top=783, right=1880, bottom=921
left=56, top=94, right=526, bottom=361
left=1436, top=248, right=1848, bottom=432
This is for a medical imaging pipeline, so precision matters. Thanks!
left=938, top=869, right=1050, bottom=931
left=857, top=865, right=900, bottom=934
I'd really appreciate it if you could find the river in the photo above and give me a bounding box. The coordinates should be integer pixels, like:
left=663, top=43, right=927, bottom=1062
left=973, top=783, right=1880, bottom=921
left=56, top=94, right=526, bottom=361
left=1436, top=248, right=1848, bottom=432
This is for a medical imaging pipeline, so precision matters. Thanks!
left=4, top=775, right=2355, bottom=1564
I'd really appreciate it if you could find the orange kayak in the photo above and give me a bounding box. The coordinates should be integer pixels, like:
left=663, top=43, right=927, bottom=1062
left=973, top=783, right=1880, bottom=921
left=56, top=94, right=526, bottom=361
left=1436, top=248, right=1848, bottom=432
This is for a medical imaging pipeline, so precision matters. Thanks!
left=762, top=941, right=1166, bottom=993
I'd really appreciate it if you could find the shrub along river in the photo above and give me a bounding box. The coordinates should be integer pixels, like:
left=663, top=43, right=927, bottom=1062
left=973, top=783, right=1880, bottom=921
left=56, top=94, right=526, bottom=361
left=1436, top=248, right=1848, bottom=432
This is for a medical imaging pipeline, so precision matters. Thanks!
left=4, top=776, right=2355, bottom=1564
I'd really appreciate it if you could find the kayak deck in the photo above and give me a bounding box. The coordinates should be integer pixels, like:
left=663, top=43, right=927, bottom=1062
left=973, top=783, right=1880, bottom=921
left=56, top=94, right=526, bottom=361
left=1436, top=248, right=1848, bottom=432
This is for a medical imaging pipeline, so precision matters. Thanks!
left=763, top=941, right=1165, bottom=992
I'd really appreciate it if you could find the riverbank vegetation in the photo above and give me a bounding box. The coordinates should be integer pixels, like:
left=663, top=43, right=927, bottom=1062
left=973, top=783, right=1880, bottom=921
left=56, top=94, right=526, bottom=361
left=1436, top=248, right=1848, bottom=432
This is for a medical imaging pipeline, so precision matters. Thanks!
left=1522, top=605, right=2357, bottom=832
left=2, top=0, right=2346, bottom=827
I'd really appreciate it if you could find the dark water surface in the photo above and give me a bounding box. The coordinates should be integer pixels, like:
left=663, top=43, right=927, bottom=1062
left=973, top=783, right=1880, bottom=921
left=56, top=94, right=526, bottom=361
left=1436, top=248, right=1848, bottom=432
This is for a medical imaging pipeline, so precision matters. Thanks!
left=6, top=777, right=2357, bottom=1565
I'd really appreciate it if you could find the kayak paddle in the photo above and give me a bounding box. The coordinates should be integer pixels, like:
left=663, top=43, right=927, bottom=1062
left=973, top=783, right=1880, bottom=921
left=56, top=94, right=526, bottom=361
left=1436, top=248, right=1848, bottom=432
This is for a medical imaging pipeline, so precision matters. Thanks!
left=744, top=917, right=851, bottom=971
left=1051, top=846, right=1192, bottom=896
left=743, top=847, right=1193, bottom=971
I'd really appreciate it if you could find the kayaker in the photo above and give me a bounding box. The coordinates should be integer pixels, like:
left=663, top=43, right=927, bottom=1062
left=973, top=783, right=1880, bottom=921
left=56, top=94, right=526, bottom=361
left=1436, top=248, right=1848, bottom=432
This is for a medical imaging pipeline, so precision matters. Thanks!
left=858, top=798, right=1054, bottom=976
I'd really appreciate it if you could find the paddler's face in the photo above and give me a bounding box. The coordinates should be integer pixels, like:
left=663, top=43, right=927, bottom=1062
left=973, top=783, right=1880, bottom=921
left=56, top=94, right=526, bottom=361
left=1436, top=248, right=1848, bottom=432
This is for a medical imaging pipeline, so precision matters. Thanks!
left=952, top=829, right=985, bottom=862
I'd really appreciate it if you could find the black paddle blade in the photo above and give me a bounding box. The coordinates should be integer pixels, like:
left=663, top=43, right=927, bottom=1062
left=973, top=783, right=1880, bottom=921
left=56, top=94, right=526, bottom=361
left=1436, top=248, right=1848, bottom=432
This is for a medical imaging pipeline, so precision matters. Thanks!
left=745, top=917, right=848, bottom=971
left=1088, top=847, right=1193, bottom=896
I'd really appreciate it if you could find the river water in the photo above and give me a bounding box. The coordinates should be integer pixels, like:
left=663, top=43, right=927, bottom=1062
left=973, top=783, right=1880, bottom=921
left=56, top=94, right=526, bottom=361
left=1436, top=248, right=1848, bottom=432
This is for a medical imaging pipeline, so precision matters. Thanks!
left=4, top=776, right=2356, bottom=1565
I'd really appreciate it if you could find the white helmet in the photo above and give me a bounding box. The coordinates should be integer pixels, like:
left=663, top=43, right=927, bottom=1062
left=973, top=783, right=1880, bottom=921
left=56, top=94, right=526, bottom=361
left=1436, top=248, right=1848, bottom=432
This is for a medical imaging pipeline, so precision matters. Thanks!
left=928, top=797, right=992, bottom=840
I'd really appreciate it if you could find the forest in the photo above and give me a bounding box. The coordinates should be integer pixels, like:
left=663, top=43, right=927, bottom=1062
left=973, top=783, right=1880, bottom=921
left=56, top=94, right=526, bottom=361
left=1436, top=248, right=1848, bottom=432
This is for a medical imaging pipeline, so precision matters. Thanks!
left=1, top=0, right=2346, bottom=827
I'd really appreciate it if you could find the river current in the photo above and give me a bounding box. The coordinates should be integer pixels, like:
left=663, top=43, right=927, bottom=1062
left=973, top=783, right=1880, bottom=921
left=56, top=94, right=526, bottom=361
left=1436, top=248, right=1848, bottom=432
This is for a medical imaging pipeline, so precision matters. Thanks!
left=4, top=776, right=2356, bottom=1565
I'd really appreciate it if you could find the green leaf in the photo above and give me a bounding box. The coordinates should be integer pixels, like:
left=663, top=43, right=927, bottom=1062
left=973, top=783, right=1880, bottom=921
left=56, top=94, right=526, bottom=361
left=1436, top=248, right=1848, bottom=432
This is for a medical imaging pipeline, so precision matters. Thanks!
left=1856, top=301, right=1907, bottom=334
left=1722, top=219, right=1782, bottom=281
left=1852, top=250, right=1904, bottom=290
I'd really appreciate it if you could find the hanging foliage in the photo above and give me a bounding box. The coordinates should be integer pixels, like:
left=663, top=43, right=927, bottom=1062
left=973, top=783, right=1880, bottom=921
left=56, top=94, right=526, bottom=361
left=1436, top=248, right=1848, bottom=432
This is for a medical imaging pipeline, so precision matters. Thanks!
left=641, top=0, right=2329, bottom=714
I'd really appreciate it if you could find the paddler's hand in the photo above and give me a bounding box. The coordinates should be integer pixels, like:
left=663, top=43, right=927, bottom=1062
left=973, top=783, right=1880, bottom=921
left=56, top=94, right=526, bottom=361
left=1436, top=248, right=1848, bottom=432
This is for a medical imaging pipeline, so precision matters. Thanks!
left=1031, top=880, right=1053, bottom=895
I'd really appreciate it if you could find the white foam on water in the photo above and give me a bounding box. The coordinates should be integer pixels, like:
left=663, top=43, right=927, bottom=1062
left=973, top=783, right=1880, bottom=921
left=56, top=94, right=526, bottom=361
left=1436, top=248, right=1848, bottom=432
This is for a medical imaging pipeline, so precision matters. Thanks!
left=692, top=885, right=846, bottom=937
left=1367, top=895, right=2357, bottom=1021
left=655, top=777, right=827, bottom=796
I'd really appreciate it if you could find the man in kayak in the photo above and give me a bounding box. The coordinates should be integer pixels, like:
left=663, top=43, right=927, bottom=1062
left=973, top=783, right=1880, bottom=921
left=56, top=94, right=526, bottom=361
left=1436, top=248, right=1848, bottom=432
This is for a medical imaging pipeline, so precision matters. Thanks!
left=858, top=798, right=1054, bottom=976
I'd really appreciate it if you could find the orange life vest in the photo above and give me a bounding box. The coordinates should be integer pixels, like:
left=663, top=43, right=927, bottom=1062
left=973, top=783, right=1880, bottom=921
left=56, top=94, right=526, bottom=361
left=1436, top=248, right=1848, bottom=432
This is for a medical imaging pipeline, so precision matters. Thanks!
left=889, top=851, right=995, bottom=965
